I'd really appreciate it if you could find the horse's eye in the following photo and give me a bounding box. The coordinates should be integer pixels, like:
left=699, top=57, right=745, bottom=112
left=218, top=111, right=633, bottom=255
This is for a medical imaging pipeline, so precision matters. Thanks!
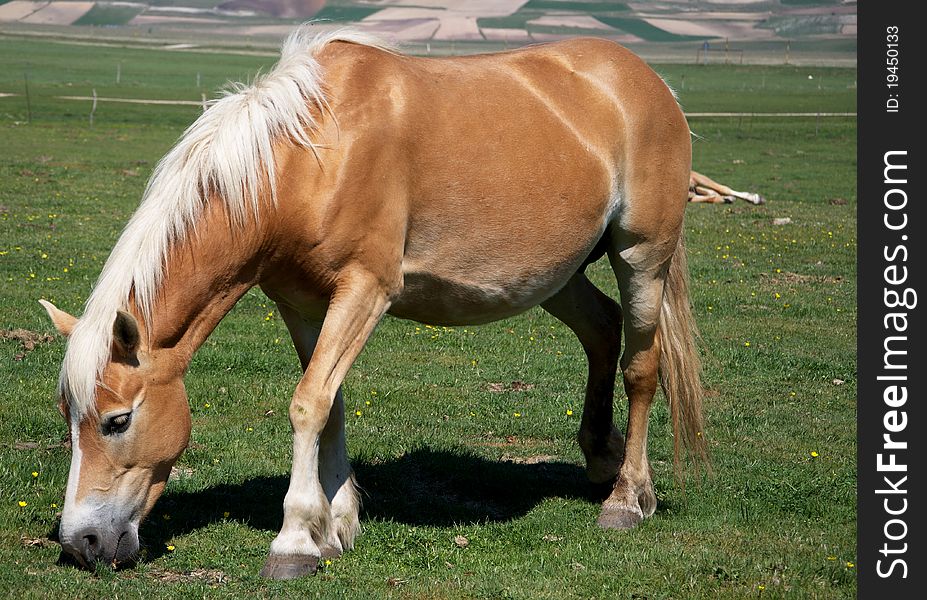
left=103, top=412, right=132, bottom=436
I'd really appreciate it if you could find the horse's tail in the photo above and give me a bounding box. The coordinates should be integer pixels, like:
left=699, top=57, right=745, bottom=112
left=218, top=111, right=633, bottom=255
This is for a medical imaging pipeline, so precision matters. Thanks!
left=658, top=231, right=710, bottom=479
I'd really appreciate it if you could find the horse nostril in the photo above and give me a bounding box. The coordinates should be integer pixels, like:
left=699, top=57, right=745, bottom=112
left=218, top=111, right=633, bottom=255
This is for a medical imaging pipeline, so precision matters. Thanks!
left=74, top=527, right=105, bottom=564
left=83, top=532, right=99, bottom=552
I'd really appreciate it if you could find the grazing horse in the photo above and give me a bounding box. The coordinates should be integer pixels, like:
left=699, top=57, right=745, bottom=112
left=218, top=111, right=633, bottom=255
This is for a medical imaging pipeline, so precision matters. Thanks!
left=41, top=27, right=708, bottom=579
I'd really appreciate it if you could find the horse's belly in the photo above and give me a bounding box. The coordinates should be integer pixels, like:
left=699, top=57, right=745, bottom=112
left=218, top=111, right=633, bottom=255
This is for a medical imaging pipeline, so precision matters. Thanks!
left=388, top=260, right=579, bottom=326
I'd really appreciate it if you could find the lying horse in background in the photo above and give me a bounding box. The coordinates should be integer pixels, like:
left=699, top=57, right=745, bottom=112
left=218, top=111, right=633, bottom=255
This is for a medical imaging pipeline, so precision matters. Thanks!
left=688, top=170, right=765, bottom=204
left=41, top=27, right=708, bottom=579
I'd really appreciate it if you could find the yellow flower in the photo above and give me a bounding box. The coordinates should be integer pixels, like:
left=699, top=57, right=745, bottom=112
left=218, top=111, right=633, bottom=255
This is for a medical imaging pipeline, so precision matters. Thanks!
left=744, top=341, right=751, bottom=347
left=514, top=412, right=521, bottom=418
left=827, top=556, right=836, bottom=561
left=31, top=471, right=38, bottom=478
left=846, top=562, right=854, bottom=568
left=758, top=585, right=765, bottom=591
left=50, top=503, right=58, bottom=509
left=167, top=545, right=175, bottom=552
left=204, top=403, right=211, bottom=408
left=223, top=511, right=230, bottom=518
left=18, top=501, right=27, bottom=507
left=810, top=451, right=819, bottom=458
left=566, top=409, right=573, bottom=416
left=355, top=410, right=362, bottom=417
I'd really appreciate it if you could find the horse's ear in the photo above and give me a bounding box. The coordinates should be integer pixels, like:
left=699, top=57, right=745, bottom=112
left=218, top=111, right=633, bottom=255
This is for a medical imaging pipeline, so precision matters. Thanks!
left=113, top=310, right=141, bottom=359
left=39, top=300, right=77, bottom=337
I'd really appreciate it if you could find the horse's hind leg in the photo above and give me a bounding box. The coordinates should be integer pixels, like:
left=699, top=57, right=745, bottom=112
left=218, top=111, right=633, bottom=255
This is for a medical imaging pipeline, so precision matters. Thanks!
left=541, top=273, right=625, bottom=484
left=597, top=246, right=671, bottom=529
left=277, top=304, right=360, bottom=558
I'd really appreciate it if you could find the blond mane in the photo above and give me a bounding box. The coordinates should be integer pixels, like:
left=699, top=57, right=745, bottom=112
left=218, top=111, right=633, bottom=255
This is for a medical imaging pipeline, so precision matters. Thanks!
left=59, top=26, right=386, bottom=417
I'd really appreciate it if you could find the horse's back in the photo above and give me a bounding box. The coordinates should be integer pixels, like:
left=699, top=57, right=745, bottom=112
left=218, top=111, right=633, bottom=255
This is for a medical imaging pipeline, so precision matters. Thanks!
left=282, top=39, right=690, bottom=324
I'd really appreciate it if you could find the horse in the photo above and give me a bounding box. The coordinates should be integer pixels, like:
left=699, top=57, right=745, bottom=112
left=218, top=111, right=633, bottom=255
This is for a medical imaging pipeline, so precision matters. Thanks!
left=40, top=26, right=708, bottom=579
left=688, top=170, right=765, bottom=205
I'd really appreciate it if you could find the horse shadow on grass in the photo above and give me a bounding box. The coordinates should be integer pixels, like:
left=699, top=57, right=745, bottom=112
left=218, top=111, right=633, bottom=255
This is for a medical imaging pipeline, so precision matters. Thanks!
left=54, top=447, right=673, bottom=567
left=136, top=447, right=614, bottom=562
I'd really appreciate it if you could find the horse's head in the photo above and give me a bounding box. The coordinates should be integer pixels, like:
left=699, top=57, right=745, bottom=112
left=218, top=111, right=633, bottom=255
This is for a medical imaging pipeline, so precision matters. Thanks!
left=41, top=300, right=191, bottom=568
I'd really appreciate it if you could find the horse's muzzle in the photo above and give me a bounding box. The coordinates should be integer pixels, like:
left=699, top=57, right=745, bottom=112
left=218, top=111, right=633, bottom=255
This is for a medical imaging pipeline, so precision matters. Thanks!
left=61, top=526, right=138, bottom=568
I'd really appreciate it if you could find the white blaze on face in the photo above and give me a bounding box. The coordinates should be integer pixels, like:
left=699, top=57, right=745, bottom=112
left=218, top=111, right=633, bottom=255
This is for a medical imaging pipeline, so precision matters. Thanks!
left=58, top=404, right=144, bottom=564
left=59, top=409, right=89, bottom=543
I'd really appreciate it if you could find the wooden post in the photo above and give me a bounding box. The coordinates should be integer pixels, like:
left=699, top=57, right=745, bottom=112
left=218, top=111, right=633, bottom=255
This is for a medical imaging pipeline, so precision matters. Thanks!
left=23, top=72, right=32, bottom=123
left=89, top=88, right=97, bottom=126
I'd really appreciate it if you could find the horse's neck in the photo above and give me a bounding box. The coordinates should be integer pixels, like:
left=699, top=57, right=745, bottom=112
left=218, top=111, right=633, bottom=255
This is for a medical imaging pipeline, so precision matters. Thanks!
left=142, top=206, right=268, bottom=368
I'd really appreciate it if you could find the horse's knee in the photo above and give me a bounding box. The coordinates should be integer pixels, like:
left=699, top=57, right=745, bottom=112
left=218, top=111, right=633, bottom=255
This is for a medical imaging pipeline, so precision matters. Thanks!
left=289, top=391, right=334, bottom=432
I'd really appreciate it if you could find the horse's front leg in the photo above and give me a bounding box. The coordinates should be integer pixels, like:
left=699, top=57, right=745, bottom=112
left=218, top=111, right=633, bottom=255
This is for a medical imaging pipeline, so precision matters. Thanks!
left=260, top=271, right=392, bottom=579
left=276, top=304, right=361, bottom=560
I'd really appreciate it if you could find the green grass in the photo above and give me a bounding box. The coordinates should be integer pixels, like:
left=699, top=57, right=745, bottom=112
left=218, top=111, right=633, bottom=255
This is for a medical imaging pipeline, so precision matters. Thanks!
left=658, top=64, right=857, bottom=114
left=73, top=4, right=145, bottom=27
left=1, top=38, right=272, bottom=110
left=524, top=1, right=630, bottom=12
left=314, top=5, right=382, bottom=22
left=146, top=0, right=226, bottom=8
left=597, top=15, right=710, bottom=42
left=1, top=39, right=856, bottom=598
left=478, top=0, right=630, bottom=32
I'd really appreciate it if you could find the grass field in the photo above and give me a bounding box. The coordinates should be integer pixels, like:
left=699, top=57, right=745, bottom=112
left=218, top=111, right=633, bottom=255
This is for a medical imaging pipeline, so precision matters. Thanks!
left=1, top=37, right=857, bottom=598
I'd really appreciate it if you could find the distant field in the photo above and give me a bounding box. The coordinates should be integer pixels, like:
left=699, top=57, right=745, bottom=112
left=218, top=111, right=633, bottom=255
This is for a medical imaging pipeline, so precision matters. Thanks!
left=0, top=37, right=857, bottom=120
left=0, top=0, right=857, bottom=59
left=73, top=4, right=145, bottom=27
left=1, top=37, right=856, bottom=598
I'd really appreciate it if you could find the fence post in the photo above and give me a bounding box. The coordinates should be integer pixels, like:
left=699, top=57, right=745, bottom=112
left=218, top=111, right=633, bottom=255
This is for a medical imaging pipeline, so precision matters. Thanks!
left=23, top=72, right=32, bottom=123
left=89, top=89, right=97, bottom=126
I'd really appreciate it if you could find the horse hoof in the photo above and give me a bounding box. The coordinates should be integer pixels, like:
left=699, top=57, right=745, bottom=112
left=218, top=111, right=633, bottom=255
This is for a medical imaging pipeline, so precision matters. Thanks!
left=259, top=554, right=320, bottom=579
left=596, top=506, right=643, bottom=530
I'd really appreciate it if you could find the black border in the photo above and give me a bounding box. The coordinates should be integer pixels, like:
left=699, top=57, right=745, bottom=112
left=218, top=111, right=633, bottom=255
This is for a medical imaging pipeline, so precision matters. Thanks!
left=858, top=3, right=925, bottom=596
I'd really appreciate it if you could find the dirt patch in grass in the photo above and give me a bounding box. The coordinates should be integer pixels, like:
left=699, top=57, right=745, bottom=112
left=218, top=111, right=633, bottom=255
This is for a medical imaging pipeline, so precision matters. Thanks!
left=501, top=453, right=559, bottom=465
left=145, top=567, right=229, bottom=585
left=1, top=328, right=55, bottom=360
left=761, top=270, right=843, bottom=286
left=486, top=380, right=535, bottom=393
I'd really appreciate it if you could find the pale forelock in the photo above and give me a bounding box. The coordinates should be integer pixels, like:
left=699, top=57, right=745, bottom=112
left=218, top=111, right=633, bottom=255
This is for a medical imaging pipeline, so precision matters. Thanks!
left=59, top=25, right=389, bottom=417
